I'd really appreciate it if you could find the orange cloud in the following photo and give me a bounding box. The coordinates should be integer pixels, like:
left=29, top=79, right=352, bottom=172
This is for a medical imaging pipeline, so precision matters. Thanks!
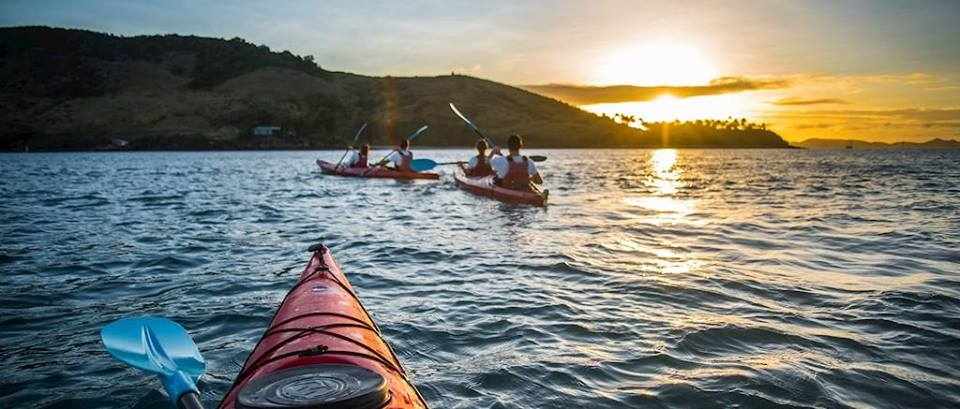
left=794, top=123, right=835, bottom=129
left=801, top=108, right=960, bottom=121
left=773, top=98, right=848, bottom=106
left=523, top=76, right=789, bottom=104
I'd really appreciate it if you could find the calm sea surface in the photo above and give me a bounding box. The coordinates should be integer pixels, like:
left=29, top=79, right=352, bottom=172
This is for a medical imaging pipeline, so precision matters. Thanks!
left=2, top=149, right=959, bottom=409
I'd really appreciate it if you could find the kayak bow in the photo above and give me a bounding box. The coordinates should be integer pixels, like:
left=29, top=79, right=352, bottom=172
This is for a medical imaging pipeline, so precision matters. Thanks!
left=218, top=244, right=428, bottom=409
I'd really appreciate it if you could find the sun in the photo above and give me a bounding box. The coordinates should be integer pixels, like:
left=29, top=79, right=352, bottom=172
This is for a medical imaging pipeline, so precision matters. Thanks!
left=592, top=43, right=717, bottom=86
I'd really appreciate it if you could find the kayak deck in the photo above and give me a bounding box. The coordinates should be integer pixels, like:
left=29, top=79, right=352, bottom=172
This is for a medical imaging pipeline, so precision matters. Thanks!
left=317, top=159, right=440, bottom=180
left=454, top=168, right=548, bottom=206
left=218, top=244, right=428, bottom=409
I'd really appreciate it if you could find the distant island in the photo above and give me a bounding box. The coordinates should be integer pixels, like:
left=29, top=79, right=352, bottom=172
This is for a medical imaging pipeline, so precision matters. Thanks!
left=795, top=138, right=960, bottom=149
left=1, top=26, right=795, bottom=151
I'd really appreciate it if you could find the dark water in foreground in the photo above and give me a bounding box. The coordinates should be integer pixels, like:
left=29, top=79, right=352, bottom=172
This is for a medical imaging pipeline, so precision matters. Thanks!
left=2, top=149, right=959, bottom=409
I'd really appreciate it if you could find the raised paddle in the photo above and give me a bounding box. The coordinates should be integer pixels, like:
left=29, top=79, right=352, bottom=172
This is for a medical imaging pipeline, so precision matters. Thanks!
left=449, top=103, right=496, bottom=147
left=449, top=102, right=548, bottom=161
left=407, top=124, right=430, bottom=142
left=101, top=316, right=206, bottom=409
left=334, top=122, right=368, bottom=169
left=410, top=156, right=547, bottom=172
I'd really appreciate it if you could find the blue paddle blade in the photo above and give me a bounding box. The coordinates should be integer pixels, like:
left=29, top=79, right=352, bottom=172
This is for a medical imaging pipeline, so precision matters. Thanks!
left=407, top=125, right=429, bottom=141
left=410, top=158, right=437, bottom=172
left=101, top=316, right=205, bottom=403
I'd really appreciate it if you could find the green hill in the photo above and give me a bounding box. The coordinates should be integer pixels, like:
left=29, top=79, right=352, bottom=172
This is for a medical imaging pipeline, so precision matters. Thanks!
left=1, top=26, right=792, bottom=150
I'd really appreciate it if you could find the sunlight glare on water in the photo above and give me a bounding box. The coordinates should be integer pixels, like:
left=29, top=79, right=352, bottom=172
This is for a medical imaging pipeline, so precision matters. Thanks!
left=624, top=149, right=696, bottom=221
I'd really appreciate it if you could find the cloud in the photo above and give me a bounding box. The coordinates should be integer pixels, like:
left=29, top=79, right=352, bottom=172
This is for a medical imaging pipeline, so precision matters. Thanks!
left=770, top=108, right=960, bottom=122
left=773, top=98, right=848, bottom=106
left=755, top=72, right=951, bottom=98
left=921, top=121, right=960, bottom=128
left=813, top=108, right=960, bottom=121
left=794, top=123, right=835, bottom=129
left=522, top=76, right=790, bottom=105
left=832, top=121, right=960, bottom=131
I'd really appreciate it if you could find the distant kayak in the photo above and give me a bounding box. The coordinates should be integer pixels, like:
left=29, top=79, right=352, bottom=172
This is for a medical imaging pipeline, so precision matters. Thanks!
left=218, top=244, right=428, bottom=409
left=454, top=167, right=548, bottom=206
left=317, top=159, right=440, bottom=180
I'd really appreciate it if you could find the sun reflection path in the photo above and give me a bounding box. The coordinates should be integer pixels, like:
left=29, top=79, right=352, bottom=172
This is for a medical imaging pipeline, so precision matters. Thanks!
left=614, top=149, right=702, bottom=277
left=623, top=149, right=695, bottom=219
left=652, top=149, right=678, bottom=195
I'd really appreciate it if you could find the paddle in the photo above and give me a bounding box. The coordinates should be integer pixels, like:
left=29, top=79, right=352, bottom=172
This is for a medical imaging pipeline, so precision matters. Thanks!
left=334, top=122, right=368, bottom=169
left=410, top=156, right=547, bottom=172
left=367, top=125, right=429, bottom=172
left=101, top=316, right=206, bottom=409
left=449, top=103, right=496, bottom=147
left=449, top=101, right=548, bottom=163
left=410, top=159, right=463, bottom=172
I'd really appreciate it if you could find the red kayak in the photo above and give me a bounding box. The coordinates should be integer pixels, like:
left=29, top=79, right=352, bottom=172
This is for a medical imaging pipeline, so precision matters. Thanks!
left=454, top=167, right=548, bottom=207
left=317, top=160, right=440, bottom=180
left=218, top=244, right=428, bottom=409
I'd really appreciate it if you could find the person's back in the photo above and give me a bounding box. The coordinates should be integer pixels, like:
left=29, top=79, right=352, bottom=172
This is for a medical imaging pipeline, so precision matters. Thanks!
left=465, top=139, right=494, bottom=177
left=345, top=144, right=370, bottom=168
left=381, top=139, right=414, bottom=172
left=490, top=134, right=542, bottom=190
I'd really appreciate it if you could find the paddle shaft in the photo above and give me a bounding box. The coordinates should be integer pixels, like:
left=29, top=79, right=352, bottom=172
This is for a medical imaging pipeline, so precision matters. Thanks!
left=449, top=104, right=549, bottom=164
left=333, top=149, right=353, bottom=170
left=372, top=149, right=398, bottom=168
left=410, top=153, right=546, bottom=172
left=334, top=123, right=367, bottom=169
left=449, top=103, right=496, bottom=147
left=178, top=392, right=203, bottom=409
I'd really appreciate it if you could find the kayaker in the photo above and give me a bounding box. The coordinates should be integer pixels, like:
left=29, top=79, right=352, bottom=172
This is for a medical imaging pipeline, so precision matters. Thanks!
left=490, top=134, right=543, bottom=190
left=375, top=138, right=414, bottom=172
left=463, top=139, right=494, bottom=177
left=343, top=144, right=370, bottom=168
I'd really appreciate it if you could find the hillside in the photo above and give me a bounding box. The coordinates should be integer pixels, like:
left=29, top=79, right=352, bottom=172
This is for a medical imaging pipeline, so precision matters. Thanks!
left=796, top=138, right=960, bottom=149
left=1, top=26, right=793, bottom=150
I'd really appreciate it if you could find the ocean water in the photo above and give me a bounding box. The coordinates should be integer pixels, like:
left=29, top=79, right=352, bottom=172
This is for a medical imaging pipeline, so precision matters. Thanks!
left=1, top=149, right=959, bottom=409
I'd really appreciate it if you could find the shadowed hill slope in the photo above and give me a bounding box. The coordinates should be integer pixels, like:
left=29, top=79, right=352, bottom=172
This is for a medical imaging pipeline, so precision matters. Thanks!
left=1, top=26, right=791, bottom=150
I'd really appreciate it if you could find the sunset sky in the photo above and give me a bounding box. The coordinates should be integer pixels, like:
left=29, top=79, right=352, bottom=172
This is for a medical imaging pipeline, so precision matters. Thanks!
left=3, top=0, right=958, bottom=142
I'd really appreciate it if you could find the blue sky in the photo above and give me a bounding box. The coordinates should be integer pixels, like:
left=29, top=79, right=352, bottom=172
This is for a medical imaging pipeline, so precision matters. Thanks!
left=2, top=0, right=958, bottom=83
left=3, top=0, right=959, bottom=141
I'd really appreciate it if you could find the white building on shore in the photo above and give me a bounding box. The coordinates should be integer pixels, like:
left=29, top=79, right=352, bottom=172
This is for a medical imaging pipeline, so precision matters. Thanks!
left=252, top=126, right=281, bottom=137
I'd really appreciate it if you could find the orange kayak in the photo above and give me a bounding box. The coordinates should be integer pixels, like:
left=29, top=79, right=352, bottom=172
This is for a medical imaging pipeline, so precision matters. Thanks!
left=217, top=244, right=428, bottom=409
left=454, top=168, right=548, bottom=206
left=317, top=160, right=440, bottom=180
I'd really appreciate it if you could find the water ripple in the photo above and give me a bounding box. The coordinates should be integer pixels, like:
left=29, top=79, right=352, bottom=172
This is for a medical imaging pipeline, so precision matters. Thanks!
left=1, top=149, right=959, bottom=408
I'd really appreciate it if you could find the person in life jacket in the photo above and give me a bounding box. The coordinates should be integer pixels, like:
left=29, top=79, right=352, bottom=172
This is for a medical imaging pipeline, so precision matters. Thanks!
left=376, top=138, right=414, bottom=172
left=490, top=134, right=542, bottom=190
left=343, top=144, right=370, bottom=168
left=463, top=139, right=494, bottom=177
